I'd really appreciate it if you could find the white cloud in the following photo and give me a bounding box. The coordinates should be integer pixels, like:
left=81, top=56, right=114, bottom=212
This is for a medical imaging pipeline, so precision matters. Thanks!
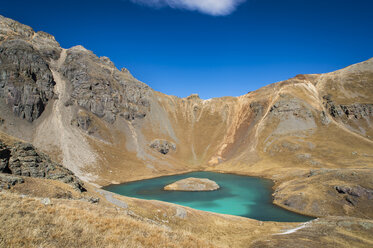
left=129, top=0, right=246, bottom=16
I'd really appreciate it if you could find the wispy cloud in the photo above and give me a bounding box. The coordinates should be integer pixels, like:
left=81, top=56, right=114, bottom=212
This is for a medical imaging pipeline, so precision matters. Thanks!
left=129, top=0, right=246, bottom=16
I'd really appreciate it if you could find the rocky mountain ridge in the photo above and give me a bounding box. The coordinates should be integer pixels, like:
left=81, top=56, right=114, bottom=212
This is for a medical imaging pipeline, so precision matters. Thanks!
left=0, top=15, right=372, bottom=190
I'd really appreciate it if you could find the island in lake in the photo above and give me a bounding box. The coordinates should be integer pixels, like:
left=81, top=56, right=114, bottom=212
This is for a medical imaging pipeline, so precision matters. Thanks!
left=164, top=177, right=220, bottom=191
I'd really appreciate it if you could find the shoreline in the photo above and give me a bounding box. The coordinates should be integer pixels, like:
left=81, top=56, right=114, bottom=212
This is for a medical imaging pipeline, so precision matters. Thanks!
left=101, top=168, right=318, bottom=221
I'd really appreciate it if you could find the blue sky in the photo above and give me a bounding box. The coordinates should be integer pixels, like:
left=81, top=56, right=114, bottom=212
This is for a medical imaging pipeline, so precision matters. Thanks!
left=2, top=0, right=373, bottom=99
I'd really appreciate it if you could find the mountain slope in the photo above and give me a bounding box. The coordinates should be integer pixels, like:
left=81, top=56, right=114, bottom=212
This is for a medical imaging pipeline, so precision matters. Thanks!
left=0, top=15, right=373, bottom=187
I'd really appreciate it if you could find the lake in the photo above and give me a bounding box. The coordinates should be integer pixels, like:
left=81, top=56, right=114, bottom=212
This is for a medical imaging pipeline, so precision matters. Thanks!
left=104, top=171, right=313, bottom=222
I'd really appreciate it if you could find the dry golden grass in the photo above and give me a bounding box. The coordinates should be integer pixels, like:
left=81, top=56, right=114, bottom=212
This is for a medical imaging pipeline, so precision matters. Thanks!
left=2, top=175, right=373, bottom=248
left=0, top=191, right=216, bottom=248
left=0, top=176, right=296, bottom=248
left=9, top=177, right=82, bottom=199
left=271, top=168, right=373, bottom=219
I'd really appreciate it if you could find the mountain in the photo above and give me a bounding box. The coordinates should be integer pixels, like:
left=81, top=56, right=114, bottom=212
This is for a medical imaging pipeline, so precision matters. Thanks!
left=1, top=15, right=373, bottom=247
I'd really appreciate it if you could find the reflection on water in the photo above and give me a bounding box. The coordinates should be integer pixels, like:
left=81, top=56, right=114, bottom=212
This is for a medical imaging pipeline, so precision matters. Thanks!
left=104, top=171, right=313, bottom=222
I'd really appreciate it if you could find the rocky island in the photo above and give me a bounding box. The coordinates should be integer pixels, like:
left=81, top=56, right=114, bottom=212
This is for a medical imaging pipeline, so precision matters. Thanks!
left=164, top=177, right=220, bottom=191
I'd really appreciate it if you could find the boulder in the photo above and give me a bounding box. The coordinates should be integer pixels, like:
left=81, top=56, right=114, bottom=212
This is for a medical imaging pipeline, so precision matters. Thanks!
left=175, top=207, right=187, bottom=219
left=61, top=45, right=151, bottom=124
left=150, top=139, right=176, bottom=155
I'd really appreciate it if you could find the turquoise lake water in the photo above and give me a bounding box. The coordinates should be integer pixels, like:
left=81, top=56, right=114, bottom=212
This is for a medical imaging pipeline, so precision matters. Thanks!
left=104, top=171, right=313, bottom=222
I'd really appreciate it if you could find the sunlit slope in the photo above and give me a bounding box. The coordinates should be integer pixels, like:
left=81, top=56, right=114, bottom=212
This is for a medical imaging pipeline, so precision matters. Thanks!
left=0, top=15, right=372, bottom=186
left=154, top=60, right=373, bottom=178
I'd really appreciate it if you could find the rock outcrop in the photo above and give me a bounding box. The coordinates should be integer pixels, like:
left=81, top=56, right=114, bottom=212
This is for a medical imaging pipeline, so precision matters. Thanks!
left=0, top=39, right=55, bottom=122
left=0, top=15, right=60, bottom=122
left=323, top=95, right=373, bottom=119
left=150, top=139, right=176, bottom=155
left=164, top=177, right=220, bottom=191
left=61, top=45, right=151, bottom=124
left=0, top=140, right=85, bottom=191
left=0, top=15, right=158, bottom=182
left=0, top=14, right=152, bottom=126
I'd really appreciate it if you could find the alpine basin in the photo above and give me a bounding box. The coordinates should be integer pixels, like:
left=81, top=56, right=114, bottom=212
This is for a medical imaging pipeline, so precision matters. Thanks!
left=104, top=171, right=313, bottom=222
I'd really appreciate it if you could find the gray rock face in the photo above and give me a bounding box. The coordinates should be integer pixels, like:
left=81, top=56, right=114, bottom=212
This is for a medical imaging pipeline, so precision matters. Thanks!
left=0, top=15, right=61, bottom=60
left=30, top=31, right=62, bottom=60
left=61, top=46, right=151, bottom=124
left=270, top=96, right=313, bottom=119
left=268, top=94, right=316, bottom=135
left=323, top=95, right=373, bottom=119
left=0, top=39, right=55, bottom=122
left=0, top=140, right=85, bottom=191
left=0, top=15, right=34, bottom=42
left=150, top=139, right=176, bottom=155
left=0, top=15, right=61, bottom=122
left=1, top=14, right=153, bottom=128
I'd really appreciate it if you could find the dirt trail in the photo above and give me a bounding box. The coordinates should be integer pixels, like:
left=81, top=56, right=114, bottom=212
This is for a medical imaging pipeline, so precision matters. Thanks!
left=95, top=189, right=128, bottom=209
